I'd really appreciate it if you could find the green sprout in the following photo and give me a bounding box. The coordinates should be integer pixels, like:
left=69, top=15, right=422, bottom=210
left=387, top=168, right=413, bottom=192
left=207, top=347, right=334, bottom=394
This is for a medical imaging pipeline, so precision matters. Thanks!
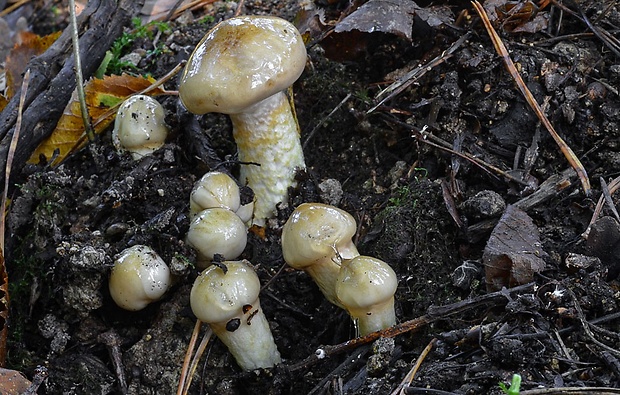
left=99, top=18, right=172, bottom=76
left=499, top=374, right=522, bottom=395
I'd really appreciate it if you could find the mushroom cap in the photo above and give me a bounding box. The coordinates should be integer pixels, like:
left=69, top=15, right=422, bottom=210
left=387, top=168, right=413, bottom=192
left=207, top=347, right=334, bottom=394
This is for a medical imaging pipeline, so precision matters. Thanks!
left=179, top=15, right=307, bottom=115
left=189, top=171, right=241, bottom=218
left=281, top=203, right=359, bottom=270
left=109, top=245, right=171, bottom=311
left=335, top=255, right=397, bottom=310
left=186, top=208, right=247, bottom=266
left=190, top=260, right=261, bottom=323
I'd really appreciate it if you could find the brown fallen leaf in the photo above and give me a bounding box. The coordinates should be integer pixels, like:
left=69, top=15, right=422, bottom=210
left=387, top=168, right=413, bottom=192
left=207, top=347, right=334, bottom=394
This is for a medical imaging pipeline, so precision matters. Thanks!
left=334, top=0, right=452, bottom=39
left=5, top=31, right=61, bottom=99
left=483, top=205, right=547, bottom=291
left=0, top=368, right=31, bottom=394
left=28, top=74, right=165, bottom=166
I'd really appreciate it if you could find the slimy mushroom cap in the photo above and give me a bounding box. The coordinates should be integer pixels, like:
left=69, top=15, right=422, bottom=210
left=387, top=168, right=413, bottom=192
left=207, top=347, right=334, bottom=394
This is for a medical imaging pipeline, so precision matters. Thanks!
left=179, top=15, right=307, bottom=115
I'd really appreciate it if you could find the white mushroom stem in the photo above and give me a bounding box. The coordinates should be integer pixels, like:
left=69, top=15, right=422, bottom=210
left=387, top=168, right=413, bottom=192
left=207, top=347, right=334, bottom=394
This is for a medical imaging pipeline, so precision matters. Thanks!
left=232, top=92, right=304, bottom=225
left=108, top=245, right=171, bottom=311
left=190, top=260, right=281, bottom=370
left=281, top=203, right=360, bottom=307
left=336, top=256, right=398, bottom=336
left=186, top=208, right=247, bottom=269
left=112, top=95, right=168, bottom=160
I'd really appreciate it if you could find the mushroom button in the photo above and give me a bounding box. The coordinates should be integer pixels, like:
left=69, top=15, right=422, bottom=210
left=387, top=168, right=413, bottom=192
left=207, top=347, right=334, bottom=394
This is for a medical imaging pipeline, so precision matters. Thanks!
left=112, top=95, right=169, bottom=160
left=336, top=255, right=398, bottom=336
left=108, top=245, right=171, bottom=311
left=186, top=207, right=247, bottom=269
left=189, top=171, right=254, bottom=223
left=190, top=260, right=282, bottom=370
left=179, top=16, right=307, bottom=226
left=281, top=203, right=360, bottom=307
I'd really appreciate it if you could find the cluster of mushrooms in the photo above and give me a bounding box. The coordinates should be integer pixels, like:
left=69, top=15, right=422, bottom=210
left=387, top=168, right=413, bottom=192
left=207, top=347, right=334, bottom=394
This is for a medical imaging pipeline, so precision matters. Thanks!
left=106, top=15, right=399, bottom=372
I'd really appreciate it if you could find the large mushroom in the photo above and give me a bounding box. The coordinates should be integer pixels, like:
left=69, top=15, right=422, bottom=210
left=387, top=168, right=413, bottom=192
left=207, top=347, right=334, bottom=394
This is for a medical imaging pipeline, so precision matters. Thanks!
left=179, top=16, right=307, bottom=225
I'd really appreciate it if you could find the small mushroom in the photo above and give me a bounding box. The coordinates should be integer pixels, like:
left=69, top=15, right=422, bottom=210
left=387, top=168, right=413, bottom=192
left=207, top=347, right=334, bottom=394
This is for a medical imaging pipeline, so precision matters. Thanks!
left=190, top=260, right=282, bottom=370
left=186, top=208, right=247, bottom=268
left=336, top=255, right=398, bottom=336
left=179, top=16, right=307, bottom=225
left=108, top=245, right=171, bottom=311
left=281, top=203, right=359, bottom=307
left=112, top=95, right=169, bottom=160
left=189, top=171, right=254, bottom=223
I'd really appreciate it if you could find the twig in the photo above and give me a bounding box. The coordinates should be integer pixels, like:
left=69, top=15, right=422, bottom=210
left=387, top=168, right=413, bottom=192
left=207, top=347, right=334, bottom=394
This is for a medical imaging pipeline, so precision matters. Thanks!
left=98, top=329, right=128, bottom=394
left=303, top=93, right=352, bottom=149
left=286, top=283, right=535, bottom=372
left=1, top=69, right=29, bottom=253
left=600, top=177, right=620, bottom=223
left=69, top=0, right=94, bottom=141
left=471, top=0, right=591, bottom=196
left=392, top=338, right=436, bottom=395
left=582, top=175, right=620, bottom=239
left=368, top=34, right=470, bottom=114
left=177, top=320, right=201, bottom=395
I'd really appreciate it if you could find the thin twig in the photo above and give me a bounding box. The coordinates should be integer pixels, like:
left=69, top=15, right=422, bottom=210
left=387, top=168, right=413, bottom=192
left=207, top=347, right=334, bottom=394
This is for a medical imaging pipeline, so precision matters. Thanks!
left=368, top=34, right=470, bottom=114
left=600, top=177, right=620, bottom=223
left=393, top=338, right=436, bottom=395
left=0, top=69, right=29, bottom=253
left=69, top=0, right=94, bottom=141
left=286, top=283, right=535, bottom=372
left=303, top=93, right=352, bottom=149
left=177, top=320, right=201, bottom=395
left=471, top=0, right=591, bottom=196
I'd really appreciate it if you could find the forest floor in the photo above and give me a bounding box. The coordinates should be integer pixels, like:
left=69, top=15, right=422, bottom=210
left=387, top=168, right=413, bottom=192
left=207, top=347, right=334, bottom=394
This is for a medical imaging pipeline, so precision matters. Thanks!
left=2, top=0, right=620, bottom=394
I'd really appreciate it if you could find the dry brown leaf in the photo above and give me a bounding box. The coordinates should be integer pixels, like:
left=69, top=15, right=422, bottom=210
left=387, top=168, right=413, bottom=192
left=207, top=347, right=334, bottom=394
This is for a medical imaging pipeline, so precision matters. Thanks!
left=28, top=74, right=165, bottom=166
left=483, top=205, right=547, bottom=291
left=334, top=0, right=452, bottom=39
left=5, top=31, right=61, bottom=99
left=0, top=96, right=7, bottom=112
left=0, top=368, right=31, bottom=394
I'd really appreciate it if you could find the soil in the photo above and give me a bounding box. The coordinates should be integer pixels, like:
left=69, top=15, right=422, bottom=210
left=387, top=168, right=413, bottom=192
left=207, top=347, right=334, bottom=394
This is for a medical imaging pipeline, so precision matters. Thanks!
left=3, top=0, right=620, bottom=394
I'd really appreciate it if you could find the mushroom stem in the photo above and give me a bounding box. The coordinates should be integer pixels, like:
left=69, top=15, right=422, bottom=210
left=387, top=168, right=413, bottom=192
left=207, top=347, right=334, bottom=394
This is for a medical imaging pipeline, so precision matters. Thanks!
left=231, top=92, right=304, bottom=225
left=209, top=299, right=280, bottom=371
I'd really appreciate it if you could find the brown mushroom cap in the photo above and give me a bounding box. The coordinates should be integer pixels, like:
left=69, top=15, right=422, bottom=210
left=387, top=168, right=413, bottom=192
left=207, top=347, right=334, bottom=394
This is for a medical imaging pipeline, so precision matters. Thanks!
left=179, top=15, right=307, bottom=115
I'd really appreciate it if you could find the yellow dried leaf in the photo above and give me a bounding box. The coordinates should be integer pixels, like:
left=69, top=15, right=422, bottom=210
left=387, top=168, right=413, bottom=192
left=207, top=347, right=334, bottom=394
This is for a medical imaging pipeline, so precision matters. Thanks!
left=28, top=74, right=166, bottom=166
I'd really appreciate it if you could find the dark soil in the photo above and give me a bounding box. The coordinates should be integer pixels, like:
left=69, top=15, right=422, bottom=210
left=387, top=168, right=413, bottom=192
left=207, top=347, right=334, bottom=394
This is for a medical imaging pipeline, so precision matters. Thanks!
left=3, top=0, right=620, bottom=394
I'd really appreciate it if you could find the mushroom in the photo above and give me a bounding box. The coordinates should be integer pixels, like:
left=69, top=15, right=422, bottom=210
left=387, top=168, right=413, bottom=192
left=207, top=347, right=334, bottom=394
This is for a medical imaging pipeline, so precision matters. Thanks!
left=112, top=95, right=169, bottom=160
left=190, top=260, right=281, bottom=370
left=281, top=203, right=360, bottom=307
left=186, top=207, right=247, bottom=268
left=335, top=255, right=398, bottom=336
left=108, top=245, right=171, bottom=311
left=179, top=16, right=307, bottom=225
left=189, top=171, right=254, bottom=223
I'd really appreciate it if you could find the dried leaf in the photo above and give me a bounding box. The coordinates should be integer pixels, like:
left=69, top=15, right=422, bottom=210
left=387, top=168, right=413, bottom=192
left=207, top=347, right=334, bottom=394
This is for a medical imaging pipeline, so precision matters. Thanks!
left=0, top=95, right=7, bottom=112
left=334, top=0, right=452, bottom=39
left=5, top=31, right=61, bottom=99
left=0, top=368, right=31, bottom=394
left=483, top=205, right=547, bottom=291
left=484, top=0, right=548, bottom=34
left=28, top=74, right=165, bottom=166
